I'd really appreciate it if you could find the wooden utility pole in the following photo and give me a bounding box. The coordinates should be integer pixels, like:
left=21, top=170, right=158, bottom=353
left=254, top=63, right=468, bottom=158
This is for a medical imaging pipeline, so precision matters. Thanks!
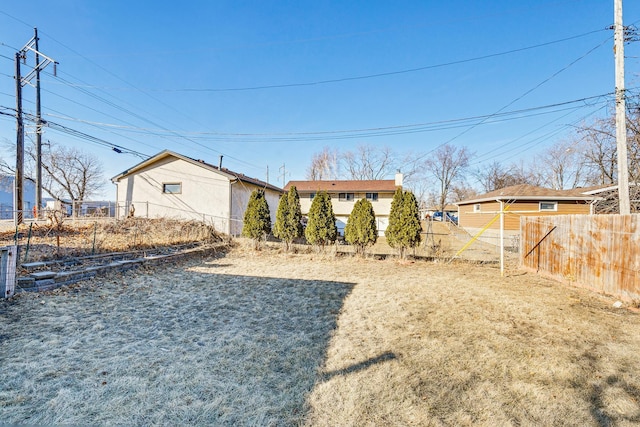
left=614, top=0, right=631, bottom=214
left=15, top=29, right=57, bottom=224
left=34, top=28, right=43, bottom=219
left=14, top=52, right=24, bottom=226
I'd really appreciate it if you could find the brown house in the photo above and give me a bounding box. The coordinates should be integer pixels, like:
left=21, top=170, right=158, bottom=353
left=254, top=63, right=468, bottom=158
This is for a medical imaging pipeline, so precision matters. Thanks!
left=284, top=174, right=402, bottom=235
left=455, top=184, right=601, bottom=245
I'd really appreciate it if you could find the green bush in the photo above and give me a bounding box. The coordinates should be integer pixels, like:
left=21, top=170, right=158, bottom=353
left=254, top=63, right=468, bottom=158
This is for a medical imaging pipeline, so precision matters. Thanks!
left=385, top=188, right=421, bottom=259
left=345, top=198, right=377, bottom=256
left=305, top=191, right=337, bottom=250
left=242, top=189, right=271, bottom=249
left=273, top=186, right=303, bottom=251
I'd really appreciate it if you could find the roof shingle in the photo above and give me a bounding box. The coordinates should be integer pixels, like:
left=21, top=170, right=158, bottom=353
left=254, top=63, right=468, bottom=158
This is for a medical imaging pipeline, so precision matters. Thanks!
left=457, top=184, right=599, bottom=205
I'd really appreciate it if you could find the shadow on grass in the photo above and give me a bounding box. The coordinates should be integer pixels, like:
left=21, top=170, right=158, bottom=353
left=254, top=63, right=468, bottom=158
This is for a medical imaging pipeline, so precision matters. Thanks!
left=321, top=351, right=397, bottom=381
left=589, top=374, right=640, bottom=426
left=0, top=267, right=355, bottom=426
left=570, top=347, right=640, bottom=426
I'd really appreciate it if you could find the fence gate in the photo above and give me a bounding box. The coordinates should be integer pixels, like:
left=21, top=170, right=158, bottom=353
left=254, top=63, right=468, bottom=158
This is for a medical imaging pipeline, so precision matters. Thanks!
left=0, top=245, right=17, bottom=298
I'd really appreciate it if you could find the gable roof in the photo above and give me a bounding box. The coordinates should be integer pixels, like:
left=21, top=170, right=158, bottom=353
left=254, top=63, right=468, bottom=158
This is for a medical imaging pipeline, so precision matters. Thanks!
left=456, top=184, right=599, bottom=205
left=111, top=150, right=282, bottom=193
left=284, top=179, right=397, bottom=193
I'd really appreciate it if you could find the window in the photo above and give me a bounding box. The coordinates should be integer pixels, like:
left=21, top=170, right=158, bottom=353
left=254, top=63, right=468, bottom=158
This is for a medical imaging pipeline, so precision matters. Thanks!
left=539, top=201, right=557, bottom=212
left=473, top=204, right=481, bottom=212
left=310, top=193, right=316, bottom=200
left=338, top=193, right=354, bottom=201
left=163, top=183, right=182, bottom=194
left=366, top=192, right=378, bottom=202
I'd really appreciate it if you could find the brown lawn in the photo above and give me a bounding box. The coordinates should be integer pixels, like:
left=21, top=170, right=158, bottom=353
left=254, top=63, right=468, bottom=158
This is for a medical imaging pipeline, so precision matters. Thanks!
left=1, top=242, right=639, bottom=426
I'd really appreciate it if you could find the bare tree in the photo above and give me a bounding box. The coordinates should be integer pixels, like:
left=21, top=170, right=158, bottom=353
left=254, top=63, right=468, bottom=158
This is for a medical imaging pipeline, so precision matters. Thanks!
left=305, top=146, right=339, bottom=180
left=535, top=139, right=589, bottom=190
left=306, top=144, right=421, bottom=184
left=473, top=160, right=541, bottom=192
left=450, top=184, right=477, bottom=203
left=341, top=144, right=396, bottom=180
left=576, top=117, right=617, bottom=185
left=0, top=141, right=105, bottom=203
left=41, top=144, right=105, bottom=201
left=570, top=105, right=640, bottom=186
left=424, top=143, right=471, bottom=218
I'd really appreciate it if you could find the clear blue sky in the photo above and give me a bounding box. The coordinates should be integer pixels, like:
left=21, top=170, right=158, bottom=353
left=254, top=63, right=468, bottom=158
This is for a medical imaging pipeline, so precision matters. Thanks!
left=1, top=1, right=639, bottom=198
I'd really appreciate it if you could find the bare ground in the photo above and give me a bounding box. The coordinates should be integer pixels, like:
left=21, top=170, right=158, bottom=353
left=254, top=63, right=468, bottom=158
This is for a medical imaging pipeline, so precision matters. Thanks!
left=1, top=243, right=639, bottom=426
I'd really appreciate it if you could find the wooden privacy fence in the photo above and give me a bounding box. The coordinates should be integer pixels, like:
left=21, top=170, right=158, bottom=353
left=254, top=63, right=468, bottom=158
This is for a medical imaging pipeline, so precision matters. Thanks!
left=521, top=214, right=640, bottom=302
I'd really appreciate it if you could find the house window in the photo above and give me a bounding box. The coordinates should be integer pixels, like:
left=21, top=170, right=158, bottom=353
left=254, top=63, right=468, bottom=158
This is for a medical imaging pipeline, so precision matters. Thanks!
left=163, top=183, right=182, bottom=194
left=366, top=192, right=378, bottom=202
left=473, top=204, right=481, bottom=212
left=539, top=201, right=557, bottom=212
left=338, top=193, right=354, bottom=201
left=310, top=193, right=316, bottom=200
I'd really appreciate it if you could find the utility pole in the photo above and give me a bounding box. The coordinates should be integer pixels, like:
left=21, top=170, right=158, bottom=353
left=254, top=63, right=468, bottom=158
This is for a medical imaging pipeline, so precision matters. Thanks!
left=14, top=52, right=24, bottom=226
left=614, top=0, right=631, bottom=214
left=34, top=28, right=43, bottom=219
left=14, top=29, right=57, bottom=224
left=279, top=164, right=286, bottom=188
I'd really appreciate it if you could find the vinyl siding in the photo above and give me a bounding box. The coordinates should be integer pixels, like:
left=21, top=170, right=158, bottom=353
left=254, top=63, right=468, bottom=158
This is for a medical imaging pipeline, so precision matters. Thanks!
left=459, top=200, right=592, bottom=231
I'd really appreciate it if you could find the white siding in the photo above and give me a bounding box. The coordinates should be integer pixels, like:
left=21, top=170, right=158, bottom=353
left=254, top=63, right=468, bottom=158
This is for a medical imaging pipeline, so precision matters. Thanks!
left=230, top=181, right=281, bottom=236
left=116, top=157, right=232, bottom=233
left=298, top=191, right=393, bottom=235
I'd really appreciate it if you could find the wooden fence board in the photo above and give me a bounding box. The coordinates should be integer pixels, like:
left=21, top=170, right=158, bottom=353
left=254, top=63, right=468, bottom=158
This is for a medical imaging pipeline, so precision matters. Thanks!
left=521, top=215, right=640, bottom=302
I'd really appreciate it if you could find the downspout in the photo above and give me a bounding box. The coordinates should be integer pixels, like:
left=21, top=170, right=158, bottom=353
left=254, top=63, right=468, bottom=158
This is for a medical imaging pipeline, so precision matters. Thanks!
left=229, top=178, right=238, bottom=235
left=112, top=179, right=119, bottom=220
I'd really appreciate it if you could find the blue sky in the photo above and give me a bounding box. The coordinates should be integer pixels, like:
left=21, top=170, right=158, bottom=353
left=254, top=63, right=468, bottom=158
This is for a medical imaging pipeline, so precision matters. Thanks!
left=1, top=1, right=639, bottom=198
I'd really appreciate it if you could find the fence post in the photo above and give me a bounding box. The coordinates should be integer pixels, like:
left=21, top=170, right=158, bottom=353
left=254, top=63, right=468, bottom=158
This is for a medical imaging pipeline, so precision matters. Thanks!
left=1, top=246, right=17, bottom=299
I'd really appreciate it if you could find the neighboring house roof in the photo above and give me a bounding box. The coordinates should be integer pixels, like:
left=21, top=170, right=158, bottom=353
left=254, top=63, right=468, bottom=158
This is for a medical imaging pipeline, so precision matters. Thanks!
left=456, top=184, right=600, bottom=205
left=575, top=183, right=639, bottom=195
left=284, top=179, right=397, bottom=193
left=111, top=150, right=282, bottom=193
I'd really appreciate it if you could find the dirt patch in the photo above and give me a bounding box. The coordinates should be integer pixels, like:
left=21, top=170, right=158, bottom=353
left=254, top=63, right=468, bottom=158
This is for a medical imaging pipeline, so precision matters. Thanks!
left=1, top=244, right=639, bottom=426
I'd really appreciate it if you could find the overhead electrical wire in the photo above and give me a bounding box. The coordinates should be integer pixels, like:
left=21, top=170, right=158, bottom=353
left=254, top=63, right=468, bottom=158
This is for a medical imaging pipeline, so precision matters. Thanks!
left=11, top=28, right=609, bottom=94
left=0, top=9, right=627, bottom=177
left=162, top=29, right=610, bottom=93
left=40, top=93, right=613, bottom=141
left=39, top=70, right=261, bottom=170
left=396, top=33, right=614, bottom=172
left=469, top=104, right=609, bottom=167
left=0, top=15, right=262, bottom=170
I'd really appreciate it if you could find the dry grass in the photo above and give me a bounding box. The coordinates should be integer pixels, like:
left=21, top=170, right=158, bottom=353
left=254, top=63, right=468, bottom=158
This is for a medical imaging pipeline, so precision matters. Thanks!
left=0, top=218, right=225, bottom=263
left=2, top=241, right=640, bottom=426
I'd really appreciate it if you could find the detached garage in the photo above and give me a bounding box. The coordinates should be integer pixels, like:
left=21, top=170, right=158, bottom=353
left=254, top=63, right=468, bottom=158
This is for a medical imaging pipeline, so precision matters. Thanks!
left=112, top=150, right=282, bottom=235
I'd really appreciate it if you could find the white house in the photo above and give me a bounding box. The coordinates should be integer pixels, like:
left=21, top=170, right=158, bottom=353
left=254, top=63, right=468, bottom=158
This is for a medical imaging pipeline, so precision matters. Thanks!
left=284, top=173, right=402, bottom=236
left=111, top=150, right=282, bottom=235
left=0, top=175, right=36, bottom=220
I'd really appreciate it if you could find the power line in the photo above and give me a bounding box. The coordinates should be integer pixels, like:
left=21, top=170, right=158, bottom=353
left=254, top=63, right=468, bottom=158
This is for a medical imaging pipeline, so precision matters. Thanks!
left=470, top=104, right=609, bottom=167
left=398, top=34, right=614, bottom=171
left=34, top=28, right=611, bottom=94
left=36, top=92, right=613, bottom=141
